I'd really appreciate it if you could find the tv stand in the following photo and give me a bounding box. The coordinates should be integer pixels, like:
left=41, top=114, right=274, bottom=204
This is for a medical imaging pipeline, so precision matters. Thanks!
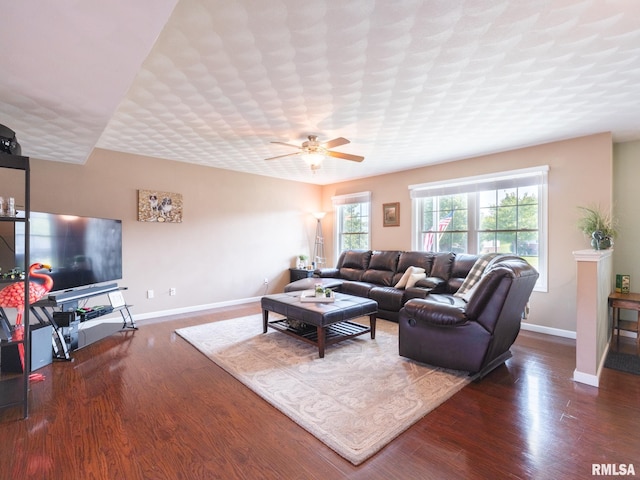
left=31, top=284, right=136, bottom=360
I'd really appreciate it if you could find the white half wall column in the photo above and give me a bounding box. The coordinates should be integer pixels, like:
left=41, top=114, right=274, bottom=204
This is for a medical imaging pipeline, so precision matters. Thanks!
left=572, top=249, right=613, bottom=387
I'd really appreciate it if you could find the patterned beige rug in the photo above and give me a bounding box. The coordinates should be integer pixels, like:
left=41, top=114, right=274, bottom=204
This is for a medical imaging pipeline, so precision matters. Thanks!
left=176, top=314, right=472, bottom=465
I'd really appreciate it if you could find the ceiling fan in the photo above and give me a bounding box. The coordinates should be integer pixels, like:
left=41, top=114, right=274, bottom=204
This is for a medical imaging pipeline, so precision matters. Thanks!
left=265, top=135, right=364, bottom=171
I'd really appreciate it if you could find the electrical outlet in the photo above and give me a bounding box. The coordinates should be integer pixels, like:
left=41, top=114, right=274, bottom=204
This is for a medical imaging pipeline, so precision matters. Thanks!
left=263, top=278, right=269, bottom=285
left=170, top=288, right=176, bottom=296
left=147, top=289, right=154, bottom=299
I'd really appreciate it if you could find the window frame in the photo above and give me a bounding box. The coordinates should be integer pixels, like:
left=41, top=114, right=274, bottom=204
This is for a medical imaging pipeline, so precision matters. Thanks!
left=410, top=166, right=548, bottom=292
left=331, top=191, right=371, bottom=264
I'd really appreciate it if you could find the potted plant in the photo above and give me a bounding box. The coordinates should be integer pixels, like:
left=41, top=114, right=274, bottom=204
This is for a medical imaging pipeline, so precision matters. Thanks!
left=297, top=254, right=308, bottom=269
left=577, top=205, right=617, bottom=250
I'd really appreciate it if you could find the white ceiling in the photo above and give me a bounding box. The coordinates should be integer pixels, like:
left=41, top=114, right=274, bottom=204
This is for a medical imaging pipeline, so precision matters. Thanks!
left=2, top=0, right=640, bottom=185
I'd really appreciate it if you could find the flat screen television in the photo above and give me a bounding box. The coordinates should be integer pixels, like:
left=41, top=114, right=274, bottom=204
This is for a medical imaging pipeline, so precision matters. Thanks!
left=14, top=212, right=123, bottom=292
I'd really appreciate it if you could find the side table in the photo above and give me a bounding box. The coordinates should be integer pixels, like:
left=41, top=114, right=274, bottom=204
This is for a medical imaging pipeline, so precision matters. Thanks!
left=609, top=292, right=640, bottom=351
left=289, top=268, right=314, bottom=283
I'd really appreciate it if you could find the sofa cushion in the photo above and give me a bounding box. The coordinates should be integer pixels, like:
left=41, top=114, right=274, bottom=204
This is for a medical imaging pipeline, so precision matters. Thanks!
left=369, top=286, right=405, bottom=312
left=284, top=277, right=344, bottom=293
left=361, top=269, right=395, bottom=286
left=429, top=253, right=456, bottom=292
left=369, top=250, right=401, bottom=270
left=447, top=253, right=480, bottom=292
left=393, top=251, right=434, bottom=285
left=341, top=281, right=376, bottom=298
left=361, top=250, right=401, bottom=286
left=340, top=268, right=367, bottom=281
left=340, top=250, right=372, bottom=269
left=337, top=250, right=372, bottom=281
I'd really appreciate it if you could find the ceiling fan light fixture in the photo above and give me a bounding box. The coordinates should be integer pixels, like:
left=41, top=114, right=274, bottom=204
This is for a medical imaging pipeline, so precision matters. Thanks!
left=301, top=150, right=325, bottom=169
left=265, top=134, right=363, bottom=171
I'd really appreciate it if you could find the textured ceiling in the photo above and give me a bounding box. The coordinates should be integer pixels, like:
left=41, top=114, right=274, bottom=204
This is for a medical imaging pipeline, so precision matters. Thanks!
left=2, top=0, right=640, bottom=185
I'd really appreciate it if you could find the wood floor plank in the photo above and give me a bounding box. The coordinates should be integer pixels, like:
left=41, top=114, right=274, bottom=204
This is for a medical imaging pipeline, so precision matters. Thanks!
left=1, top=302, right=639, bottom=479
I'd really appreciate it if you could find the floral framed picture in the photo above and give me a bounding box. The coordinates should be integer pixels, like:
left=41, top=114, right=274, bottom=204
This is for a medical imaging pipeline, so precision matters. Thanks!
left=383, top=202, right=400, bottom=227
left=138, top=189, right=183, bottom=223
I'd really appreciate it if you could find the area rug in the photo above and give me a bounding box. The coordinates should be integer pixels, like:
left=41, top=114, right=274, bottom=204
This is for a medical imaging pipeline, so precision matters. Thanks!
left=604, top=350, right=640, bottom=376
left=176, top=315, right=472, bottom=465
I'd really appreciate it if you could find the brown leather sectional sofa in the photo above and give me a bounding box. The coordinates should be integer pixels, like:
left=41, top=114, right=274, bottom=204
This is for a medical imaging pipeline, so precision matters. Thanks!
left=286, top=249, right=490, bottom=321
left=285, top=249, right=539, bottom=376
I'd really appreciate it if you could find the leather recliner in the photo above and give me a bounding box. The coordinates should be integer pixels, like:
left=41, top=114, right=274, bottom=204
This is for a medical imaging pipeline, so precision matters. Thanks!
left=398, top=256, right=539, bottom=377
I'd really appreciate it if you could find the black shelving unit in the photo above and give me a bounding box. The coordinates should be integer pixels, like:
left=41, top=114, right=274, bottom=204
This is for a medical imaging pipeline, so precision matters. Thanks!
left=0, top=152, right=30, bottom=418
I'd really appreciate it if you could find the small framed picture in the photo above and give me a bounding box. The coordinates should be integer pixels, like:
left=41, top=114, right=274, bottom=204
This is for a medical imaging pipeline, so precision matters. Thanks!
left=616, top=274, right=631, bottom=294
left=383, top=202, right=400, bottom=227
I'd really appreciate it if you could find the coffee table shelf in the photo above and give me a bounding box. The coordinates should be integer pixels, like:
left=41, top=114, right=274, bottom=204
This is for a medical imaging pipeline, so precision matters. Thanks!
left=269, top=318, right=370, bottom=347
left=261, top=291, right=377, bottom=358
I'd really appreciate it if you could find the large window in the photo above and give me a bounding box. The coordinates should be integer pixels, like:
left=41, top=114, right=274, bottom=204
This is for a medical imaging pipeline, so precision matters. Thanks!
left=332, top=191, right=371, bottom=262
left=410, top=166, right=548, bottom=291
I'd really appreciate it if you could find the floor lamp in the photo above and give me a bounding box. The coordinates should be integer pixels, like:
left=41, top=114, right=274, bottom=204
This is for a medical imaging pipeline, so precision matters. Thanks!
left=312, top=212, right=326, bottom=268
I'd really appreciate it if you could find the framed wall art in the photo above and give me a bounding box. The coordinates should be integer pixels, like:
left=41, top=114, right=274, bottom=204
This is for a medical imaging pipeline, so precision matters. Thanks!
left=383, top=202, right=400, bottom=227
left=138, top=189, right=183, bottom=223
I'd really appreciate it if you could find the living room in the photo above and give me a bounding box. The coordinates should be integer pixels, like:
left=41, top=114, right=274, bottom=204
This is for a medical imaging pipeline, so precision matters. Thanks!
left=2, top=138, right=639, bottom=477
left=2, top=0, right=640, bottom=477
left=10, top=132, right=636, bottom=340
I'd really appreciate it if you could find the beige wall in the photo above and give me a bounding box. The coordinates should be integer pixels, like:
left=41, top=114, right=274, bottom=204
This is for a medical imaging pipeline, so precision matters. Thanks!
left=613, top=140, right=640, bottom=320
left=1, top=133, right=621, bottom=333
left=1, top=149, right=321, bottom=317
left=321, top=133, right=614, bottom=333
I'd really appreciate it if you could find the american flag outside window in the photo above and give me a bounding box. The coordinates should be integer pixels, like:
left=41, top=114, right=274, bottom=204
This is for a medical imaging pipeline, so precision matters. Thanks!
left=423, top=211, right=453, bottom=251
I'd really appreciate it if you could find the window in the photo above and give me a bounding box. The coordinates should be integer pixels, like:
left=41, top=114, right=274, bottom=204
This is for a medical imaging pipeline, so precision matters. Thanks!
left=410, top=166, right=548, bottom=291
left=332, top=191, right=371, bottom=262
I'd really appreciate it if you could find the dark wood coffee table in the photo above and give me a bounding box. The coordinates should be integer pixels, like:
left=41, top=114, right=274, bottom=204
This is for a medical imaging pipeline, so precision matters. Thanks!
left=261, top=291, right=378, bottom=358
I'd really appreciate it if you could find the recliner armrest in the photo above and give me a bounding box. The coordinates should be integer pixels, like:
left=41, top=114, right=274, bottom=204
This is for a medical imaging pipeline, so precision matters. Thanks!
left=414, top=276, right=446, bottom=290
left=403, top=286, right=431, bottom=301
left=402, top=299, right=468, bottom=327
left=316, top=268, right=340, bottom=278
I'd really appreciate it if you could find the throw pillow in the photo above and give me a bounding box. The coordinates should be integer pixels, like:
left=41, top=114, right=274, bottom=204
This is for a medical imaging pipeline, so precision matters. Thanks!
left=454, top=253, right=500, bottom=299
left=394, top=266, right=425, bottom=289
left=406, top=272, right=427, bottom=289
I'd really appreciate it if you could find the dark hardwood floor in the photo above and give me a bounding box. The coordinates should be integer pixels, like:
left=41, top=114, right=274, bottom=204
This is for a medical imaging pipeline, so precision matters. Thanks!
left=1, top=303, right=639, bottom=479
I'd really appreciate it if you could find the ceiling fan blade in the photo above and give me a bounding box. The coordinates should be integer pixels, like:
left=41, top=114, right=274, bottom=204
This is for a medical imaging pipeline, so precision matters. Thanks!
left=271, top=141, right=302, bottom=149
left=323, top=137, right=350, bottom=149
left=326, top=151, right=365, bottom=162
left=265, top=152, right=300, bottom=161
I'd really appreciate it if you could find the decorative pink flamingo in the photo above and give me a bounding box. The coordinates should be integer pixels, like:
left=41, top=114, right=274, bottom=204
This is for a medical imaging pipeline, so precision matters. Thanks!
left=0, top=263, right=53, bottom=380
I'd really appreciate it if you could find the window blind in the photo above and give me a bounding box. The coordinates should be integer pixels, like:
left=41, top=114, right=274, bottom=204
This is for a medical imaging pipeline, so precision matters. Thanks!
left=409, top=166, right=549, bottom=199
left=331, top=191, right=371, bottom=206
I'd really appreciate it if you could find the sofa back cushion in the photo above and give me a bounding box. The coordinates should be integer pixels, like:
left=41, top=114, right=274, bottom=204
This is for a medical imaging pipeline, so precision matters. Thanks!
left=427, top=252, right=455, bottom=292
left=393, top=251, right=434, bottom=285
left=361, top=250, right=401, bottom=286
left=337, top=250, right=372, bottom=281
left=448, top=253, right=480, bottom=292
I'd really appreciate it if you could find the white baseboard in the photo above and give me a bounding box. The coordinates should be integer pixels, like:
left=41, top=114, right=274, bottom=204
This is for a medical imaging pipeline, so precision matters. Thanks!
left=132, top=296, right=261, bottom=322
left=573, top=369, right=599, bottom=387
left=572, top=334, right=611, bottom=388
left=521, top=321, right=576, bottom=339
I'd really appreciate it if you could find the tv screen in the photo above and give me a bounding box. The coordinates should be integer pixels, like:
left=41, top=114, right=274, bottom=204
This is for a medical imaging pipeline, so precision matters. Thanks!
left=15, top=212, right=123, bottom=292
